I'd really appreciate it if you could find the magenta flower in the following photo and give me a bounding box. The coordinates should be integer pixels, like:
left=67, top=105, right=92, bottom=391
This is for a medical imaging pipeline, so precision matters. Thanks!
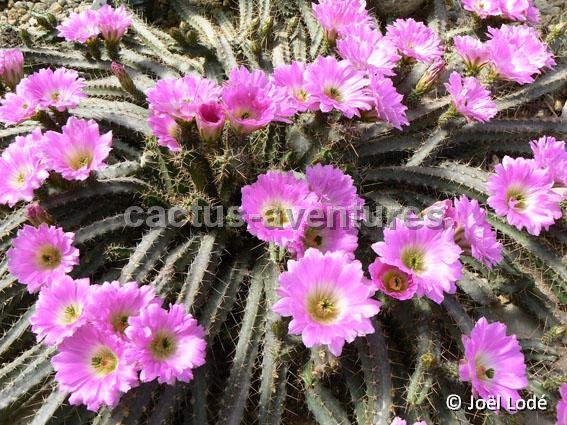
left=487, top=156, right=562, bottom=236
left=125, top=304, right=207, bottom=385
left=0, top=129, right=49, bottom=207
left=0, top=89, right=39, bottom=125
left=86, top=281, right=161, bottom=339
left=462, top=0, right=502, bottom=18
left=287, top=208, right=359, bottom=259
left=52, top=324, right=138, bottom=411
left=557, top=384, right=567, bottom=425
left=272, top=61, right=316, bottom=113
left=57, top=9, right=101, bottom=43
left=459, top=317, right=528, bottom=413
left=304, top=56, right=372, bottom=118
left=97, top=5, right=132, bottom=42
left=391, top=418, right=428, bottom=425
left=385, top=18, right=443, bottom=64
left=147, top=75, right=221, bottom=121
left=196, top=102, right=225, bottom=143
left=369, top=259, right=417, bottom=301
left=221, top=66, right=279, bottom=134
left=273, top=249, right=381, bottom=356
left=486, top=25, right=555, bottom=85
left=367, top=73, right=409, bottom=130
left=7, top=224, right=79, bottom=293
left=21, top=68, right=86, bottom=112
left=450, top=196, right=503, bottom=268
left=30, top=276, right=91, bottom=345
left=42, top=117, right=112, bottom=181
left=0, top=48, right=24, bottom=89
left=372, top=216, right=462, bottom=304
left=305, top=163, right=365, bottom=220
left=336, top=25, right=400, bottom=76
left=445, top=72, right=496, bottom=123
left=500, top=0, right=540, bottom=22
left=148, top=111, right=181, bottom=151
left=453, top=36, right=489, bottom=72
left=240, top=170, right=319, bottom=246
left=311, top=0, right=372, bottom=41
left=530, top=136, right=567, bottom=187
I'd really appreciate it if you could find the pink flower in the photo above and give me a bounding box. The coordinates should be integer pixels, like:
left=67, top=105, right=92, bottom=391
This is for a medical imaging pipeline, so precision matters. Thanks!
left=125, top=304, right=207, bottom=385
left=272, top=61, right=316, bottom=113
left=30, top=276, right=91, bottom=345
left=196, top=102, right=225, bottom=143
left=304, top=56, right=372, bottom=118
left=7, top=224, right=80, bottom=293
left=86, top=281, right=161, bottom=339
left=557, top=384, right=567, bottom=425
left=500, top=0, right=540, bottom=23
left=287, top=208, right=359, bottom=258
left=385, top=18, right=443, bottom=64
left=391, top=418, right=428, bottom=425
left=240, top=170, right=319, bottom=246
left=369, top=259, right=417, bottom=300
left=453, top=36, right=490, bottom=71
left=57, top=9, right=100, bottom=43
left=96, top=5, right=132, bottom=42
left=52, top=324, right=138, bottom=411
left=462, top=0, right=501, bottom=18
left=367, top=73, right=409, bottom=130
left=445, top=72, right=496, bottom=123
left=0, top=129, right=49, bottom=207
left=305, top=163, right=365, bottom=219
left=459, top=317, right=528, bottom=413
left=20, top=68, right=86, bottom=111
left=0, top=89, right=39, bottom=125
left=0, top=48, right=24, bottom=88
left=147, top=75, right=221, bottom=122
left=336, top=25, right=400, bottom=75
left=148, top=111, right=181, bottom=151
left=449, top=196, right=503, bottom=268
left=372, top=216, right=462, bottom=304
left=486, top=25, right=555, bottom=85
left=530, top=136, right=567, bottom=187
left=221, top=66, right=279, bottom=134
left=273, top=249, right=381, bottom=356
left=487, top=156, right=562, bottom=235
left=312, top=0, right=372, bottom=40
left=42, top=117, right=112, bottom=181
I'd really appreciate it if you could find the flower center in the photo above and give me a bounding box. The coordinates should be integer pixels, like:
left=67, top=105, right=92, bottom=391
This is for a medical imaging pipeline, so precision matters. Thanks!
left=306, top=288, right=340, bottom=324
left=303, top=227, right=324, bottom=249
left=90, top=346, right=118, bottom=377
left=149, top=331, right=178, bottom=360
left=294, top=88, right=309, bottom=102
left=67, top=149, right=93, bottom=170
left=382, top=270, right=408, bottom=292
left=262, top=201, right=292, bottom=228
left=60, top=303, right=82, bottom=325
left=324, top=86, right=342, bottom=101
left=401, top=246, right=425, bottom=273
left=505, top=186, right=527, bottom=210
left=36, top=244, right=62, bottom=270
left=475, top=363, right=495, bottom=380
left=111, top=311, right=130, bottom=335
left=11, top=169, right=28, bottom=188
left=50, top=91, right=60, bottom=101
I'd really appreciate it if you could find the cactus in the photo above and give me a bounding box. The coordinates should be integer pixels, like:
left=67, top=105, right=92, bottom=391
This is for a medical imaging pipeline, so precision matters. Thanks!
left=0, top=0, right=565, bottom=424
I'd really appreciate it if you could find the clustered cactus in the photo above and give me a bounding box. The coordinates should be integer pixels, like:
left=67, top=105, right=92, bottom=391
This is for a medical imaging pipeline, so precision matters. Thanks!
left=0, top=0, right=565, bottom=424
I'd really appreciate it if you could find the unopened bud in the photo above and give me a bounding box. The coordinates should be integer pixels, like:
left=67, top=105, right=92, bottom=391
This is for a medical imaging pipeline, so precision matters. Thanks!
left=0, top=48, right=24, bottom=90
left=26, top=204, right=54, bottom=226
left=415, top=59, right=446, bottom=96
left=111, top=61, right=144, bottom=102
